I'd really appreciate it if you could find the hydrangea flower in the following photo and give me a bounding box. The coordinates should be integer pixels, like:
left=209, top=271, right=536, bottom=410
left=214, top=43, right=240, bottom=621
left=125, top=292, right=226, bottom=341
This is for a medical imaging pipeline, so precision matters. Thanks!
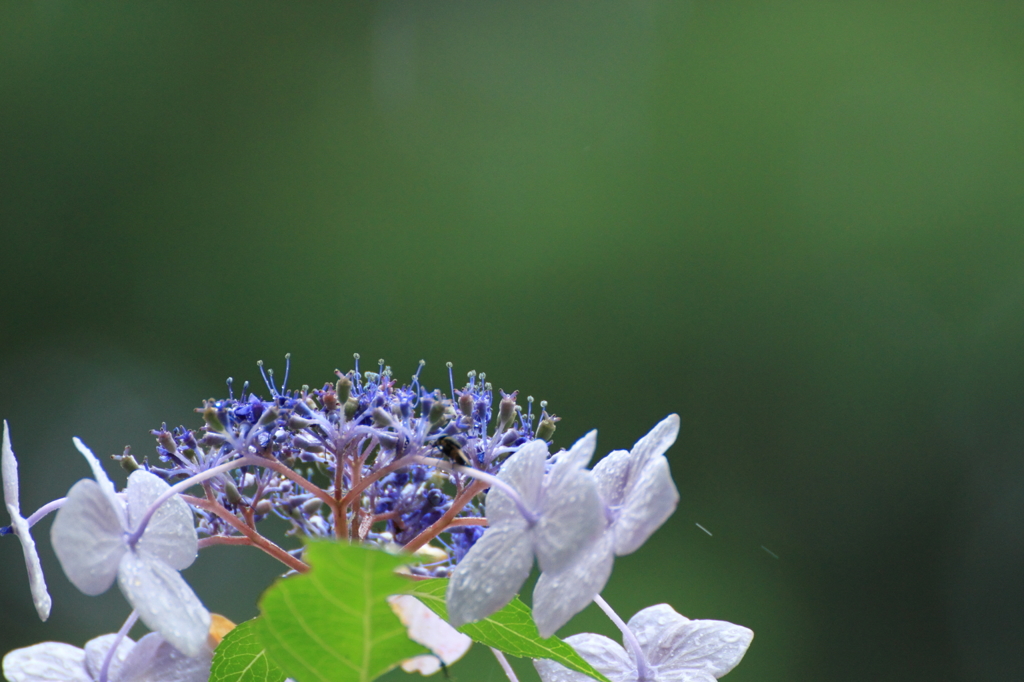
left=533, top=604, right=753, bottom=682
left=50, top=439, right=210, bottom=657
left=446, top=431, right=604, bottom=634
left=1, top=420, right=52, bottom=621
left=1, top=621, right=227, bottom=682
left=531, top=415, right=681, bottom=636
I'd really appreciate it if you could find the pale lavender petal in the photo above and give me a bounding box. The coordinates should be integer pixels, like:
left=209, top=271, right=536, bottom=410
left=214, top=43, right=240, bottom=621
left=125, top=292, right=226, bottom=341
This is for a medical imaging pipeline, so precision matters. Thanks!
left=532, top=532, right=614, bottom=638
left=126, top=470, right=197, bottom=571
left=3, top=421, right=21, bottom=515
left=535, top=467, right=603, bottom=574
left=51, top=479, right=127, bottom=596
left=1, top=642, right=92, bottom=682
left=592, top=450, right=630, bottom=510
left=613, top=456, right=679, bottom=556
left=84, top=634, right=135, bottom=681
left=558, top=430, right=598, bottom=470
left=487, top=440, right=547, bottom=525
left=117, top=551, right=211, bottom=658
left=543, top=432, right=597, bottom=500
left=446, top=524, right=534, bottom=627
left=534, top=633, right=636, bottom=682
left=4, top=423, right=53, bottom=620
left=626, top=415, right=679, bottom=485
left=651, top=619, right=753, bottom=679
left=627, top=604, right=688, bottom=652
left=115, top=632, right=213, bottom=682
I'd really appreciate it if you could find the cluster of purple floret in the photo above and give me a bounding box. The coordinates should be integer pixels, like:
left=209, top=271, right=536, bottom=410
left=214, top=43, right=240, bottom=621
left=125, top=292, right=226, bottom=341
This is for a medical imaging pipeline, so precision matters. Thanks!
left=114, top=355, right=556, bottom=574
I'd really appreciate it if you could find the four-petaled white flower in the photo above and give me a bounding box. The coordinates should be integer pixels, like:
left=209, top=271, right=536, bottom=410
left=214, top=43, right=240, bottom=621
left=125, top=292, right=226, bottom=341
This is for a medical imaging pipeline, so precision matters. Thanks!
left=531, top=415, right=681, bottom=637
left=50, top=439, right=210, bottom=657
left=534, top=604, right=753, bottom=682
left=2, top=420, right=52, bottom=622
left=2, top=629, right=217, bottom=682
left=446, top=432, right=605, bottom=635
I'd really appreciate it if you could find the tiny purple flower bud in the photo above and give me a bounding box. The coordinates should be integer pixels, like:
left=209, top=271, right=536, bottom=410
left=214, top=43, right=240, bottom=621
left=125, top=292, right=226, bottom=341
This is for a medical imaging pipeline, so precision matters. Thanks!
left=428, top=398, right=447, bottom=426
left=498, top=391, right=518, bottom=424
left=458, top=393, right=474, bottom=419
left=201, top=404, right=226, bottom=434
left=335, top=374, right=353, bottom=404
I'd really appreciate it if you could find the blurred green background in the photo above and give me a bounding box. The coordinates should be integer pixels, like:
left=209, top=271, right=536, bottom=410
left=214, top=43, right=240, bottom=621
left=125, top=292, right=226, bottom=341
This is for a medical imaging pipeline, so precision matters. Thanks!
left=2, top=2, right=1024, bottom=680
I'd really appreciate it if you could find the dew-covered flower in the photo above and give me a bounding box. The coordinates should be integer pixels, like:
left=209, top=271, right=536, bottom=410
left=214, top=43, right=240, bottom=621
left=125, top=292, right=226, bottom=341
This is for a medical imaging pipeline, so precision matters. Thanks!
left=446, top=432, right=604, bottom=633
left=389, top=595, right=472, bottom=675
left=1, top=618, right=230, bottom=682
left=1, top=420, right=52, bottom=621
left=534, top=604, right=753, bottom=682
left=531, top=415, right=681, bottom=636
left=50, top=439, right=210, bottom=657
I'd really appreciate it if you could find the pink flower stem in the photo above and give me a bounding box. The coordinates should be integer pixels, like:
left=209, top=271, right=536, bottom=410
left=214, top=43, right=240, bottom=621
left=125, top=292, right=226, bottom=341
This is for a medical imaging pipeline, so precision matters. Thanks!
left=181, top=494, right=309, bottom=573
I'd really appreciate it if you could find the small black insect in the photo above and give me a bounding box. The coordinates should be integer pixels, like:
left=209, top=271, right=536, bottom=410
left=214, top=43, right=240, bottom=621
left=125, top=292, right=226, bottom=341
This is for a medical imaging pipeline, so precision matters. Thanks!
left=432, top=435, right=473, bottom=468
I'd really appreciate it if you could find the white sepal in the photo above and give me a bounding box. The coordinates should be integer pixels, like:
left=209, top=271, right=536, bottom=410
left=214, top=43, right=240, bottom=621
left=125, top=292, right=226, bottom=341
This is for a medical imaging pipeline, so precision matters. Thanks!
left=2, top=421, right=53, bottom=621
left=83, top=633, right=135, bottom=682
left=115, top=632, right=213, bottom=682
left=117, top=551, right=211, bottom=658
left=126, top=470, right=197, bottom=571
left=446, top=523, right=533, bottom=628
left=51, top=478, right=126, bottom=596
left=1, top=642, right=93, bottom=682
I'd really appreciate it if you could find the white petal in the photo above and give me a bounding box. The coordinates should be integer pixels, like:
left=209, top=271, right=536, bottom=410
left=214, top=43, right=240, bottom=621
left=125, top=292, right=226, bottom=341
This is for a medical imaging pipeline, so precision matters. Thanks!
left=126, top=470, right=197, bottom=571
left=117, top=551, right=211, bottom=658
left=446, top=524, right=534, bottom=627
left=651, top=619, right=753, bottom=679
left=72, top=438, right=123, bottom=520
left=487, top=440, right=548, bottom=525
left=534, top=633, right=636, bottom=682
left=592, top=450, right=631, bottom=510
left=532, top=532, right=615, bottom=638
left=1, top=642, right=92, bottom=682
left=115, top=632, right=213, bottom=682
left=535, top=468, right=603, bottom=574
left=3, top=421, right=21, bottom=515
left=626, top=415, right=679, bottom=485
left=7, top=511, right=52, bottom=621
left=84, top=634, right=135, bottom=681
left=390, top=595, right=472, bottom=673
left=3, top=423, right=53, bottom=620
left=51, top=479, right=127, bottom=595
left=399, top=656, right=444, bottom=676
left=613, top=457, right=678, bottom=556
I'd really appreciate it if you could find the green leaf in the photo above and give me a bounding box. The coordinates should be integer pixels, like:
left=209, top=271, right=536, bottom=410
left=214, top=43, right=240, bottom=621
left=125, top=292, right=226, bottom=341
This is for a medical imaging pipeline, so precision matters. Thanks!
left=210, top=619, right=287, bottom=682
left=407, top=579, right=612, bottom=682
left=255, top=541, right=427, bottom=682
